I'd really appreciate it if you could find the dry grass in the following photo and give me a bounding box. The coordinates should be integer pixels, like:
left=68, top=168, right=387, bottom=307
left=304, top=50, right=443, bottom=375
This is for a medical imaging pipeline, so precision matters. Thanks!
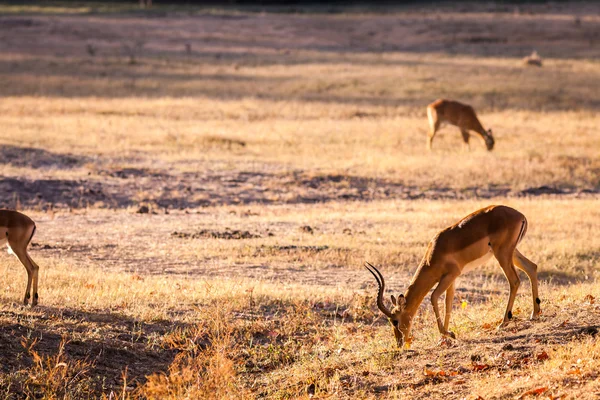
left=0, top=2, right=598, bottom=399
left=0, top=236, right=598, bottom=398
left=1, top=199, right=598, bottom=398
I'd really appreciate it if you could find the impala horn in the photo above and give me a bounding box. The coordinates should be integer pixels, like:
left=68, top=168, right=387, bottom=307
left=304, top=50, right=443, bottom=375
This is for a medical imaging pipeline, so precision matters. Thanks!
left=365, top=262, right=393, bottom=318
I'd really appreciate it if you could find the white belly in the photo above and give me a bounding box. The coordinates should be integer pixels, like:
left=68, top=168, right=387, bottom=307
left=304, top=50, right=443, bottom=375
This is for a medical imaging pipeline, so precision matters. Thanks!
left=460, top=251, right=494, bottom=275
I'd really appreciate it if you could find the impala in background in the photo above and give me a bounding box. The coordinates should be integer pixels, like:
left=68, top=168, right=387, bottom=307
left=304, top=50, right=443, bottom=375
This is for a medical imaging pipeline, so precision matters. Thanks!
left=0, top=210, right=40, bottom=306
left=427, top=99, right=495, bottom=151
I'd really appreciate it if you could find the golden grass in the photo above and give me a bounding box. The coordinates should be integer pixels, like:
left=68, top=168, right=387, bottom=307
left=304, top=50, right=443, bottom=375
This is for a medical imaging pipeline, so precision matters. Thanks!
left=0, top=198, right=597, bottom=398
left=1, top=243, right=598, bottom=398
left=0, top=4, right=598, bottom=399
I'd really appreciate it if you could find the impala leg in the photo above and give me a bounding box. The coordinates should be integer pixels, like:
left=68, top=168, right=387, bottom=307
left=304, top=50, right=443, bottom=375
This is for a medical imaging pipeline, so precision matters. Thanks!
left=27, top=254, right=40, bottom=306
left=427, top=126, right=439, bottom=150
left=444, top=281, right=455, bottom=332
left=12, top=248, right=37, bottom=306
left=427, top=109, right=440, bottom=150
left=495, top=252, right=520, bottom=328
left=513, top=248, right=540, bottom=320
left=460, top=129, right=471, bottom=151
left=431, top=272, right=458, bottom=338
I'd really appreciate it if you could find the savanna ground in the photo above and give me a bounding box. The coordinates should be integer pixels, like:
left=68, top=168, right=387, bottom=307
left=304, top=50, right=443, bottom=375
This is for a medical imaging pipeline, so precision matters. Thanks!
left=0, top=1, right=599, bottom=398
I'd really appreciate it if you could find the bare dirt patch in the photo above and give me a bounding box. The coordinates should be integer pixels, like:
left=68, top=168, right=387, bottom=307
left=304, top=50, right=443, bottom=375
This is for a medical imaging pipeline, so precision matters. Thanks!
left=1, top=165, right=597, bottom=211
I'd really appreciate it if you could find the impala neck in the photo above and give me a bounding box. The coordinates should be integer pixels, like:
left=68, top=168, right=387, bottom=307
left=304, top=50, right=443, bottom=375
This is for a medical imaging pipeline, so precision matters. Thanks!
left=403, top=266, right=437, bottom=316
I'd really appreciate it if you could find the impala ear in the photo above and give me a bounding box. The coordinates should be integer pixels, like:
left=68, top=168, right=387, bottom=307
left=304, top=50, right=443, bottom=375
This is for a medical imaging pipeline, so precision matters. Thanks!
left=390, top=295, right=397, bottom=306
left=397, top=294, right=406, bottom=307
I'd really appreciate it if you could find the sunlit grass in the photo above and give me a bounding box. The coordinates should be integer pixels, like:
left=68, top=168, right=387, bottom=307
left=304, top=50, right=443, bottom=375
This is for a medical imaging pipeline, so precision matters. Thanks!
left=0, top=4, right=598, bottom=398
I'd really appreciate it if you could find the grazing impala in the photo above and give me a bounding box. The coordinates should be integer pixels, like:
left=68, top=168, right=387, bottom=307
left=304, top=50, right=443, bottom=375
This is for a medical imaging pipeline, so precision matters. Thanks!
left=0, top=210, right=40, bottom=306
left=427, top=99, right=495, bottom=151
left=365, top=205, right=540, bottom=347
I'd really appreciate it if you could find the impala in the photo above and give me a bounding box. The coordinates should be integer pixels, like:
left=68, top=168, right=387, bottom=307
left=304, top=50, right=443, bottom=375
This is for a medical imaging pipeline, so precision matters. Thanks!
left=0, top=210, right=40, bottom=306
left=365, top=205, right=540, bottom=347
left=427, top=99, right=495, bottom=151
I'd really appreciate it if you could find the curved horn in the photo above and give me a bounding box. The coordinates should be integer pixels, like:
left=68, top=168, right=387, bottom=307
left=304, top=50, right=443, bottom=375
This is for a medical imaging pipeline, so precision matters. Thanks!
left=364, top=262, right=393, bottom=318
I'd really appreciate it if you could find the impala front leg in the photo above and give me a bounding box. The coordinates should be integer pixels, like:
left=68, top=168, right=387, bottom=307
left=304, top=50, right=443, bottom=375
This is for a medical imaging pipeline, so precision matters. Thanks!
left=431, top=272, right=458, bottom=338
left=444, top=281, right=455, bottom=332
left=460, top=129, right=471, bottom=151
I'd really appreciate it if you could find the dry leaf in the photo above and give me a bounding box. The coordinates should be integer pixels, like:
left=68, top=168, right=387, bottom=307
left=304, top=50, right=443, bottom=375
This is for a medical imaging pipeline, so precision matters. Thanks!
left=584, top=294, right=595, bottom=304
left=536, top=351, right=549, bottom=361
left=424, top=368, right=456, bottom=377
left=518, top=386, right=548, bottom=399
left=472, top=363, right=490, bottom=372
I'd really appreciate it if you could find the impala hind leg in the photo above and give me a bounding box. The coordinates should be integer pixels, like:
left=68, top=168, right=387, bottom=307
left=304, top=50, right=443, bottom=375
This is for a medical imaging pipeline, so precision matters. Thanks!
left=27, top=254, right=40, bottom=306
left=427, top=107, right=441, bottom=150
left=513, top=248, right=540, bottom=320
left=9, top=226, right=39, bottom=306
left=431, top=271, right=459, bottom=338
left=12, top=249, right=35, bottom=306
left=495, top=250, right=520, bottom=328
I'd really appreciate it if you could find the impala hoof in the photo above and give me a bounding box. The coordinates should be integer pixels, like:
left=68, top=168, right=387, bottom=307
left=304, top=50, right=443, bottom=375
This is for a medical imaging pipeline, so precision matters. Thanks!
left=530, top=312, right=540, bottom=321
left=442, top=331, right=456, bottom=339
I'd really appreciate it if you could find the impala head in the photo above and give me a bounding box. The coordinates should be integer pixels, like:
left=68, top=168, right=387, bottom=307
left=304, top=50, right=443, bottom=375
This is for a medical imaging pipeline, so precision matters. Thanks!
left=365, top=262, right=412, bottom=348
left=484, top=129, right=495, bottom=151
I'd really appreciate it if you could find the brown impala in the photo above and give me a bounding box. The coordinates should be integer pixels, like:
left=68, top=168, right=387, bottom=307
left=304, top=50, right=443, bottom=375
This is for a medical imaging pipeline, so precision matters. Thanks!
left=427, top=99, right=495, bottom=151
left=0, top=210, right=41, bottom=306
left=366, top=205, right=540, bottom=347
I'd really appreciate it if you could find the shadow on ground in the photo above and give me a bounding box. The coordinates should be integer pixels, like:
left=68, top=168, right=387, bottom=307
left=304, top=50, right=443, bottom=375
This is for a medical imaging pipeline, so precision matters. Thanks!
left=1, top=166, right=597, bottom=211
left=0, top=304, right=194, bottom=392
left=0, top=145, right=89, bottom=170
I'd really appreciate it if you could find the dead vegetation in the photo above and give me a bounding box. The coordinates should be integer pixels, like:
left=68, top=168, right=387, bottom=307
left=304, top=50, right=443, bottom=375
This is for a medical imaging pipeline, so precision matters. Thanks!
left=0, top=2, right=598, bottom=399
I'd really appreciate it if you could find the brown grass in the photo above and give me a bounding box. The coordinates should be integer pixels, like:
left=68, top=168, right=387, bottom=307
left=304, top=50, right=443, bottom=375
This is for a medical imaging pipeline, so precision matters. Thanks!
left=0, top=2, right=598, bottom=399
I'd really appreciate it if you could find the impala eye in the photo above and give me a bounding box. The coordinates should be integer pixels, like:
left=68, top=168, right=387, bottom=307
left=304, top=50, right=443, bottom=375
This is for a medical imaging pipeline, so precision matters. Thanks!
left=391, top=320, right=398, bottom=327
